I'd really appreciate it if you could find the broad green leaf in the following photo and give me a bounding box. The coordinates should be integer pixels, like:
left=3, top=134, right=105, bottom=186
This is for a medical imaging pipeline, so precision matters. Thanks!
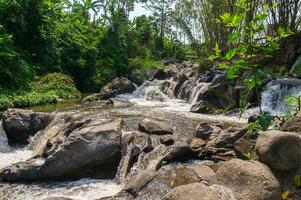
left=281, top=190, right=290, bottom=200
left=227, top=32, right=240, bottom=44
left=294, top=175, right=301, bottom=188
left=225, top=49, right=237, bottom=61
left=219, top=63, right=229, bottom=69
left=244, top=78, right=256, bottom=89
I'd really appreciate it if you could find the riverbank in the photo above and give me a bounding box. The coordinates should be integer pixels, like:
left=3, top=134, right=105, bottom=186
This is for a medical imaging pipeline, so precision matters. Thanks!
left=0, top=73, right=81, bottom=111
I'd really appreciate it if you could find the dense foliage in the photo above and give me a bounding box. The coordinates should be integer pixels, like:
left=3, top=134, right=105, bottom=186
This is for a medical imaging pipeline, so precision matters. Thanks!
left=0, top=73, right=80, bottom=111
left=0, top=0, right=300, bottom=110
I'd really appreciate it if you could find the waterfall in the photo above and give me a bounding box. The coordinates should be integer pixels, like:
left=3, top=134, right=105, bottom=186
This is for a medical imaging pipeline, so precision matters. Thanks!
left=261, top=78, right=301, bottom=116
left=0, top=120, right=10, bottom=153
left=190, top=83, right=209, bottom=105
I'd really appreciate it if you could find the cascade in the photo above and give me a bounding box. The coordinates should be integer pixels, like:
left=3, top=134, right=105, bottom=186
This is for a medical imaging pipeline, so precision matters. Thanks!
left=261, top=78, right=301, bottom=116
left=0, top=120, right=10, bottom=153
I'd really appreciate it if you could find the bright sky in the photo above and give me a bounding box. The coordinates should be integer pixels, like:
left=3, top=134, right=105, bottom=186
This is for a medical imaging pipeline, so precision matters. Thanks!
left=130, top=3, right=151, bottom=20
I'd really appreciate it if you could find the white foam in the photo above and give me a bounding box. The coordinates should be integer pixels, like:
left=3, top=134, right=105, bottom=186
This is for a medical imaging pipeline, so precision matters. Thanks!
left=0, top=179, right=123, bottom=200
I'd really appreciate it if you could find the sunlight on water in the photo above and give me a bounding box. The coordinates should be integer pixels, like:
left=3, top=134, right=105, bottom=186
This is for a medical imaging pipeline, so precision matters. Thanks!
left=0, top=179, right=123, bottom=200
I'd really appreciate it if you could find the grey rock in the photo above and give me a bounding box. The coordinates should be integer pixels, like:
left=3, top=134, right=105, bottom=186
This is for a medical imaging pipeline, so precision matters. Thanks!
left=213, top=159, right=281, bottom=200
left=163, top=183, right=236, bottom=200
left=0, top=119, right=123, bottom=182
left=2, top=109, right=50, bottom=145
left=255, top=131, right=301, bottom=171
left=139, top=118, right=173, bottom=135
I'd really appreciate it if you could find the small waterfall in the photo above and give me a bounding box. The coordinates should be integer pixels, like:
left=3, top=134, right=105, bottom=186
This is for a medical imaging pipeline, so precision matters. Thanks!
left=261, top=78, right=301, bottom=116
left=0, top=120, right=10, bottom=153
left=118, top=81, right=157, bottom=100
left=118, top=80, right=169, bottom=102
left=190, top=83, right=209, bottom=105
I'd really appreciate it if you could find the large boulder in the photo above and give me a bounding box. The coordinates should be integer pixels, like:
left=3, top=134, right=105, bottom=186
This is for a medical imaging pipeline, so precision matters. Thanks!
left=213, top=159, right=281, bottom=200
left=0, top=118, right=123, bottom=182
left=255, top=131, right=301, bottom=171
left=101, top=77, right=136, bottom=98
left=163, top=183, right=236, bottom=200
left=139, top=118, right=173, bottom=135
left=2, top=109, right=50, bottom=145
left=123, top=166, right=201, bottom=199
left=189, top=74, right=237, bottom=114
left=82, top=77, right=136, bottom=103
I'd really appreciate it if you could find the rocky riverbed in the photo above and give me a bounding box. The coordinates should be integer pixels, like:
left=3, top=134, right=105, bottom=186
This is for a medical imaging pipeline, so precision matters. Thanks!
left=1, top=61, right=301, bottom=200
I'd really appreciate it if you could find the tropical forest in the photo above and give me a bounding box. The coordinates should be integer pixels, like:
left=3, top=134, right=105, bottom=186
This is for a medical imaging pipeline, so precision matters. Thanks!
left=0, top=0, right=301, bottom=199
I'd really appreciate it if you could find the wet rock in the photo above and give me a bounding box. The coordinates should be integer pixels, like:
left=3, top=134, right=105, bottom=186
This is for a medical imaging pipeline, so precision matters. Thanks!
left=194, top=122, right=222, bottom=140
left=123, top=143, right=194, bottom=182
left=145, top=87, right=168, bottom=102
left=189, top=74, right=237, bottom=114
left=2, top=109, right=50, bottom=145
left=163, top=183, right=236, bottom=200
left=255, top=131, right=301, bottom=171
left=190, top=100, right=219, bottom=114
left=210, top=74, right=236, bottom=107
left=98, top=191, right=134, bottom=200
left=139, top=118, right=173, bottom=135
left=0, top=119, right=123, bottom=182
left=101, top=77, right=136, bottom=99
left=213, top=159, right=281, bottom=200
left=190, top=138, right=206, bottom=151
left=124, top=166, right=201, bottom=199
left=117, top=132, right=153, bottom=183
left=146, top=67, right=168, bottom=81
left=128, top=69, right=144, bottom=85
left=106, top=98, right=133, bottom=108
left=159, top=135, right=175, bottom=146
left=81, top=93, right=107, bottom=104
left=82, top=78, right=135, bottom=103
left=214, top=127, right=247, bottom=148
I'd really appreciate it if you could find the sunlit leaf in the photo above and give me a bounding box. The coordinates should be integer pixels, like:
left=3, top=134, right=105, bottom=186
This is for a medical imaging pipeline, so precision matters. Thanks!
left=225, top=49, right=237, bottom=61
left=294, top=175, right=301, bottom=188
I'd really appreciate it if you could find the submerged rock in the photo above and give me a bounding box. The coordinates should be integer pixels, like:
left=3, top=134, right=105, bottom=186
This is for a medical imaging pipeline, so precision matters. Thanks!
left=0, top=118, right=123, bottom=182
left=255, top=131, right=301, bottom=171
left=139, top=118, right=173, bottom=135
left=213, top=159, right=281, bottom=200
left=2, top=109, right=50, bottom=145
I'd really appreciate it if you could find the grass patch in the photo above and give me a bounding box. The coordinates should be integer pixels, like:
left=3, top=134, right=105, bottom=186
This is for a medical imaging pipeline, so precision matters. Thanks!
left=0, top=73, right=81, bottom=111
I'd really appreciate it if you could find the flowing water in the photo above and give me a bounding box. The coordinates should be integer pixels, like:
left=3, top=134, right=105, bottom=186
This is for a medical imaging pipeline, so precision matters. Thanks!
left=261, top=78, right=301, bottom=116
left=0, top=81, right=248, bottom=200
left=2, top=76, right=300, bottom=199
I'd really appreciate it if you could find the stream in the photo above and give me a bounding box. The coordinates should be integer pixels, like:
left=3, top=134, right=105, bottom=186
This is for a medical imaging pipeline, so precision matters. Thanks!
left=1, top=76, right=300, bottom=200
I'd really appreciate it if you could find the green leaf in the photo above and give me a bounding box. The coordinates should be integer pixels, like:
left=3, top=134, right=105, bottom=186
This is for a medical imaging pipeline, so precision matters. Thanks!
left=227, top=32, right=240, bottom=44
left=219, top=63, right=229, bottom=69
left=244, top=78, right=256, bottom=89
left=225, top=49, right=237, bottom=61
left=294, top=175, right=301, bottom=188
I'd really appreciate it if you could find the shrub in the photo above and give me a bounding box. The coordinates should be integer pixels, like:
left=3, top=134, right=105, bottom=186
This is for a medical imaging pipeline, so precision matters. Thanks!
left=0, top=73, right=80, bottom=111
